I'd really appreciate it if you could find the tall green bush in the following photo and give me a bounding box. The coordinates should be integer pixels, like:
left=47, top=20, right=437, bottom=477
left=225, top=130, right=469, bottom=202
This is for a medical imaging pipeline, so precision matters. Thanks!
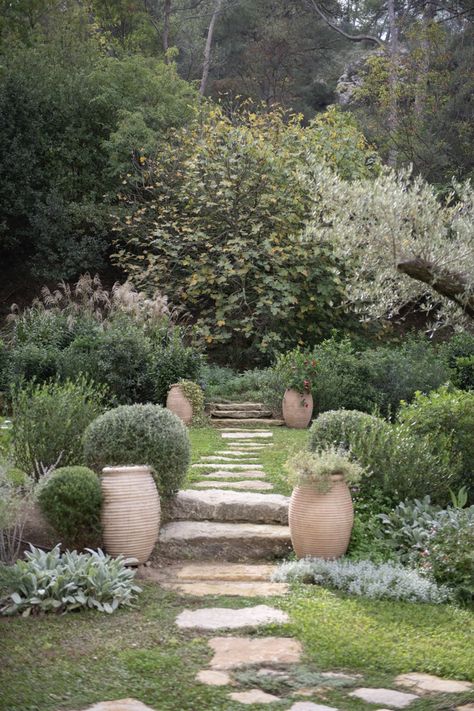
left=37, top=466, right=102, bottom=550
left=309, top=409, right=457, bottom=505
left=310, top=336, right=449, bottom=418
left=113, top=106, right=377, bottom=361
left=398, top=387, right=474, bottom=503
left=12, top=378, right=106, bottom=480
left=83, top=404, right=190, bottom=497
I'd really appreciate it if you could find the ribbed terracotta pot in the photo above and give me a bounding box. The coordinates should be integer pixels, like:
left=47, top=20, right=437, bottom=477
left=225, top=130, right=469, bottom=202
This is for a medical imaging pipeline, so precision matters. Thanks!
left=166, top=384, right=193, bottom=425
left=289, top=475, right=354, bottom=559
left=101, top=466, right=160, bottom=564
left=282, top=389, right=313, bottom=429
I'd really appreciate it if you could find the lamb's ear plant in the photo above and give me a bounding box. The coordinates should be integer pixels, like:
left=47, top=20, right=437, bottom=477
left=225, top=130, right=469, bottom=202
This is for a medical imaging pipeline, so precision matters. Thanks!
left=0, top=545, right=141, bottom=617
left=286, top=446, right=364, bottom=493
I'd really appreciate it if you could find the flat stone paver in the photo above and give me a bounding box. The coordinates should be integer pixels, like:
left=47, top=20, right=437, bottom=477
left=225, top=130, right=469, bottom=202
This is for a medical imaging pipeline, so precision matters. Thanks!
left=169, top=489, right=288, bottom=524
left=162, top=581, right=289, bottom=597
left=222, top=432, right=273, bottom=439
left=192, top=463, right=264, bottom=469
left=201, top=455, right=258, bottom=462
left=176, top=604, right=288, bottom=630
left=229, top=689, right=280, bottom=704
left=395, top=673, right=473, bottom=694
left=208, top=636, right=302, bottom=669
left=77, top=701, right=155, bottom=711
left=350, top=688, right=418, bottom=708
left=176, top=563, right=276, bottom=581
left=198, top=470, right=265, bottom=478
left=195, top=670, right=231, bottom=686
left=216, top=450, right=263, bottom=456
left=194, top=480, right=274, bottom=490
left=288, top=703, right=338, bottom=711
left=456, top=705, right=474, bottom=711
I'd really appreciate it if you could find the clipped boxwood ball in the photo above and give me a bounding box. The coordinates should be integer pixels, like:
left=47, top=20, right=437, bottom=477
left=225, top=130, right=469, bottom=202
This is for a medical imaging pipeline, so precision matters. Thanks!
left=38, top=466, right=102, bottom=550
left=83, top=403, right=190, bottom=497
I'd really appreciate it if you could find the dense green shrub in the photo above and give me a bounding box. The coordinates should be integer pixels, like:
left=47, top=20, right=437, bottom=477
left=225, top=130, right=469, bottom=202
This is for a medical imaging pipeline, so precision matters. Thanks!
left=151, top=334, right=203, bottom=405
left=8, top=343, right=61, bottom=388
left=309, top=410, right=457, bottom=505
left=37, top=466, right=102, bottom=550
left=83, top=404, right=190, bottom=497
left=398, top=387, right=474, bottom=503
left=0, top=546, right=141, bottom=616
left=0, top=15, right=197, bottom=283
left=439, top=332, right=474, bottom=390
left=426, top=508, right=474, bottom=604
left=0, top=340, right=9, bottom=393
left=12, top=378, right=106, bottom=480
left=310, top=336, right=448, bottom=418
left=5, top=277, right=204, bottom=406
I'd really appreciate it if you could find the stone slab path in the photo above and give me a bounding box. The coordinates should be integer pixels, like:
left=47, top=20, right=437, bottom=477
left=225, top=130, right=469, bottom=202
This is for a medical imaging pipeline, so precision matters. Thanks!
left=176, top=604, right=288, bottom=630
left=208, top=636, right=303, bottom=669
left=349, top=687, right=419, bottom=708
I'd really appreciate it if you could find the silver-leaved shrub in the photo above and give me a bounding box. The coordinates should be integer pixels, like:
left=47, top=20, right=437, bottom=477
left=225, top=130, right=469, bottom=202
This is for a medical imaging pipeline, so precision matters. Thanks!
left=0, top=545, right=141, bottom=616
left=272, top=558, right=451, bottom=604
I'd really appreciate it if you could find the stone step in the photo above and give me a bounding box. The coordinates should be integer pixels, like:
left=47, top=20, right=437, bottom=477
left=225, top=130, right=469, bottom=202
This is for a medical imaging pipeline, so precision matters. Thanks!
left=156, top=521, right=292, bottom=561
left=211, top=410, right=273, bottom=419
left=162, top=580, right=289, bottom=597
left=193, top=480, right=274, bottom=491
left=214, top=418, right=284, bottom=427
left=212, top=402, right=266, bottom=411
left=169, top=489, right=289, bottom=524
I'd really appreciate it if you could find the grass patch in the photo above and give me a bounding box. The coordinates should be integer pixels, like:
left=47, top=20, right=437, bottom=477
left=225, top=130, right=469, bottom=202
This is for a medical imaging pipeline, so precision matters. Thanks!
left=284, top=584, right=474, bottom=681
left=186, top=425, right=308, bottom=494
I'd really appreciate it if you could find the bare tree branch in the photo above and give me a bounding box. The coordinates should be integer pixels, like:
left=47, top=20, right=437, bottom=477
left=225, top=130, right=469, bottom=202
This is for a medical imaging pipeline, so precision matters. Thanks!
left=307, top=0, right=385, bottom=46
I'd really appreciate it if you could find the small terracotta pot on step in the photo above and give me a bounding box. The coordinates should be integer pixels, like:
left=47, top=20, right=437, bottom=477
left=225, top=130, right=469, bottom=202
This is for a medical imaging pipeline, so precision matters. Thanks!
left=289, top=474, right=354, bottom=559
left=101, top=465, right=160, bottom=564
left=282, top=389, right=313, bottom=429
left=166, top=384, right=193, bottom=425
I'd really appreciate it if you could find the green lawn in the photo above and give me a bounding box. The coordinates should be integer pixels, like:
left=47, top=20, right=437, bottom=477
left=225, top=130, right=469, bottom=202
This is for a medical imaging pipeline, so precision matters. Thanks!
left=1, top=425, right=473, bottom=711
left=1, top=583, right=473, bottom=711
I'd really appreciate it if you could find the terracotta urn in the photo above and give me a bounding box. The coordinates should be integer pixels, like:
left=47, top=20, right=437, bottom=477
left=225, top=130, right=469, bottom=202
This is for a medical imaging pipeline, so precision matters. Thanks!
left=101, top=465, right=160, bottom=564
left=282, top=388, right=313, bottom=429
left=289, top=474, right=354, bottom=559
left=166, top=384, right=193, bottom=425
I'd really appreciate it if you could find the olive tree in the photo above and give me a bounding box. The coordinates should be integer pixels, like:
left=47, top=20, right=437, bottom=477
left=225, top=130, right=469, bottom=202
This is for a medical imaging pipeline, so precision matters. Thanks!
left=304, top=166, right=474, bottom=328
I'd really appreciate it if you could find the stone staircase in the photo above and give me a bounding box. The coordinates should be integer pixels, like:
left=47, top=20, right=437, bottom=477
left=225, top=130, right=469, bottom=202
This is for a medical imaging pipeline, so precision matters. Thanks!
left=157, top=490, right=291, bottom=561
left=209, top=402, right=284, bottom=427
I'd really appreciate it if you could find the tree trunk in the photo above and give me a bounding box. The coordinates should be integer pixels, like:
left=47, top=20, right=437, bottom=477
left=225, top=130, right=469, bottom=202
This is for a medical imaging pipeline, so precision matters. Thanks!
left=387, top=0, right=399, bottom=166
left=163, top=0, right=171, bottom=61
left=397, top=257, right=474, bottom=319
left=199, top=0, right=224, bottom=96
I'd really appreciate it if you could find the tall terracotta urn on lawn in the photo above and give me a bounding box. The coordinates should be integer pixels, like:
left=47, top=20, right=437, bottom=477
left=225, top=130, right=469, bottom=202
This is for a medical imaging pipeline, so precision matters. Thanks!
left=287, top=449, right=363, bottom=559
left=101, top=465, right=160, bottom=564
left=282, top=389, right=313, bottom=429
left=166, top=383, right=193, bottom=425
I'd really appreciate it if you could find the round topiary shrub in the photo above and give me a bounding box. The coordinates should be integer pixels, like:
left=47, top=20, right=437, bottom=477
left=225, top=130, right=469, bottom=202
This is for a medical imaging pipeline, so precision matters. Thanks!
left=309, top=410, right=389, bottom=452
left=37, top=466, right=102, bottom=550
left=83, top=404, right=190, bottom=498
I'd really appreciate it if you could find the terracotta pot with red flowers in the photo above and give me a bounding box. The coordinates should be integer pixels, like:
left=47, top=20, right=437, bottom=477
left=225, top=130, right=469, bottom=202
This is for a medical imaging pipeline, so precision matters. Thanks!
left=275, top=348, right=317, bottom=429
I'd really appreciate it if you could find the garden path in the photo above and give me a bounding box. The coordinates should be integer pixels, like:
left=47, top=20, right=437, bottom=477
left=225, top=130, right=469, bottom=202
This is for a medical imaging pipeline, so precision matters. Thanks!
left=131, top=426, right=473, bottom=710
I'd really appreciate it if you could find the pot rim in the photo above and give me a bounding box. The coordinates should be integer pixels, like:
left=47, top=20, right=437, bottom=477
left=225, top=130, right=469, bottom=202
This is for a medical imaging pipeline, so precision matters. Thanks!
left=102, top=465, right=152, bottom=475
